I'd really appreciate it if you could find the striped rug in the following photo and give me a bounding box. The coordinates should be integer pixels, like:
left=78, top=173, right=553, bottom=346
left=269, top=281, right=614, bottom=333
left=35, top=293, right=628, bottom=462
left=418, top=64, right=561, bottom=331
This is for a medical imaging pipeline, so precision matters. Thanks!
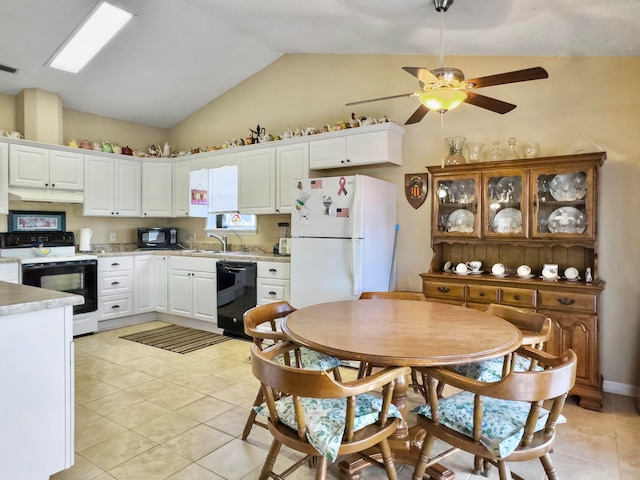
left=120, top=325, right=231, bottom=354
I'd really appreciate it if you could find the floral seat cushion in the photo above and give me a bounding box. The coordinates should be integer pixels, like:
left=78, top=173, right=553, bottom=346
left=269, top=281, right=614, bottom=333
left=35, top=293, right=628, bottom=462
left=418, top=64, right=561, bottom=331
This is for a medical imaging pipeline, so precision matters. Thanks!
left=275, top=347, right=342, bottom=371
left=453, top=355, right=543, bottom=383
left=256, top=394, right=402, bottom=462
left=413, top=391, right=565, bottom=459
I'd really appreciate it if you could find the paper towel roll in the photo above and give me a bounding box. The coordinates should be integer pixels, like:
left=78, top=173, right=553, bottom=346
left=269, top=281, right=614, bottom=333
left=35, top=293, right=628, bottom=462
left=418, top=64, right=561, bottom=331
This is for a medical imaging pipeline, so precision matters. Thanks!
left=79, top=228, right=92, bottom=252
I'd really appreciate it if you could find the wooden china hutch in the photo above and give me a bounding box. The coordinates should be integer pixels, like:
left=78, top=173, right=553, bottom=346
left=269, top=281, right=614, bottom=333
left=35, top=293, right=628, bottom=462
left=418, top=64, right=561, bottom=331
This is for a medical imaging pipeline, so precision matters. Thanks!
left=420, top=152, right=606, bottom=410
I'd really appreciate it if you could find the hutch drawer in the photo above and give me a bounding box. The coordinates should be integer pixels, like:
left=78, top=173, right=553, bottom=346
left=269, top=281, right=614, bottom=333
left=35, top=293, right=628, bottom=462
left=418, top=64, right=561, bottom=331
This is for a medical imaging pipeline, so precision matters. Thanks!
left=500, top=287, right=536, bottom=308
left=468, top=285, right=499, bottom=303
left=538, top=290, right=597, bottom=313
left=423, top=281, right=465, bottom=300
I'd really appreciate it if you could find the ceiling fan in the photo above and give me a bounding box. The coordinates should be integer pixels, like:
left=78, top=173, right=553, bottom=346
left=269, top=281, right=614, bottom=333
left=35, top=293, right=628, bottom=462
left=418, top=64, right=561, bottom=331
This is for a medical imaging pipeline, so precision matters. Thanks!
left=346, top=0, right=549, bottom=125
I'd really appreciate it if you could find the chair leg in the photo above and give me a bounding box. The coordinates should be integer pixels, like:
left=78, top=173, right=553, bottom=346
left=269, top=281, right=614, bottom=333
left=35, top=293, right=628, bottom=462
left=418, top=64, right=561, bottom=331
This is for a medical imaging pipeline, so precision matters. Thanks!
left=314, top=455, right=328, bottom=480
left=331, top=365, right=343, bottom=382
left=357, top=362, right=368, bottom=379
left=411, top=433, right=437, bottom=480
left=497, top=460, right=511, bottom=480
left=242, top=388, right=264, bottom=440
left=378, top=438, right=398, bottom=480
left=259, top=439, right=282, bottom=480
left=540, top=453, right=560, bottom=480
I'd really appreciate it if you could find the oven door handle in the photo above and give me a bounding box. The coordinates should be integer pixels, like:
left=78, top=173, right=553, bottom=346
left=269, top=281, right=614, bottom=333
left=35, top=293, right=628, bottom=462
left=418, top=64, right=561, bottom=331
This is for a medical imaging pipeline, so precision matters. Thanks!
left=22, top=259, right=98, bottom=269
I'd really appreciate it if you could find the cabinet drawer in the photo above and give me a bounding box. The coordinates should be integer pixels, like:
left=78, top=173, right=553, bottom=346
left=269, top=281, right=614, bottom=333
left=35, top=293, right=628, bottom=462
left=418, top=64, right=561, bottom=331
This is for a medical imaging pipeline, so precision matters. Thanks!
left=500, top=287, right=536, bottom=308
left=99, top=293, right=133, bottom=320
left=99, top=271, right=133, bottom=295
left=257, top=262, right=290, bottom=279
left=423, top=281, right=465, bottom=300
left=468, top=285, right=499, bottom=303
left=538, top=291, right=597, bottom=313
left=257, top=279, right=290, bottom=304
left=99, top=256, right=134, bottom=272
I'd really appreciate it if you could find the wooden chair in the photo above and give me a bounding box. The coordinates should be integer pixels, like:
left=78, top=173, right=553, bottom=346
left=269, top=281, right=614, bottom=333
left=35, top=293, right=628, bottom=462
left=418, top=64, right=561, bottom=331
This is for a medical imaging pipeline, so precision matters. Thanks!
left=452, top=304, right=553, bottom=383
left=242, top=301, right=343, bottom=440
left=411, top=347, right=577, bottom=480
left=358, top=291, right=427, bottom=392
left=252, top=341, right=411, bottom=480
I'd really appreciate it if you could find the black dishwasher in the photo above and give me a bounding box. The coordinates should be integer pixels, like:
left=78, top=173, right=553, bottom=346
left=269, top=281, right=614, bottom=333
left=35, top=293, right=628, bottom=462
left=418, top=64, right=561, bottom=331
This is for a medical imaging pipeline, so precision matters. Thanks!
left=216, top=261, right=257, bottom=339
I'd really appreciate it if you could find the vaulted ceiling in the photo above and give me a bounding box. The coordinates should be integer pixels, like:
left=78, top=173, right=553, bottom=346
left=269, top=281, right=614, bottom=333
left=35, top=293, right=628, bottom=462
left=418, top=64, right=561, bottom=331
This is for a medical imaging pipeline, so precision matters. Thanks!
left=1, top=0, right=637, bottom=128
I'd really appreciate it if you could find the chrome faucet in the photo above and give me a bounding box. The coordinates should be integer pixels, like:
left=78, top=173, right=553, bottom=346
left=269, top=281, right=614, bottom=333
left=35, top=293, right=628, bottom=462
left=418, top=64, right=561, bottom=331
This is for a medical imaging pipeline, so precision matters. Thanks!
left=207, top=233, right=227, bottom=252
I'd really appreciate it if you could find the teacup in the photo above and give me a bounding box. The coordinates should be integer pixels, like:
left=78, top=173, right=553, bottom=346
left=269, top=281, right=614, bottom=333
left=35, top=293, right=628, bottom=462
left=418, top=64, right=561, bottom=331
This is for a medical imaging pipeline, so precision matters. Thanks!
left=517, top=265, right=532, bottom=277
left=0, top=129, right=9, bottom=137
left=455, top=263, right=468, bottom=274
left=564, top=267, right=580, bottom=280
left=491, top=263, right=506, bottom=275
left=466, top=260, right=482, bottom=272
left=541, top=264, right=559, bottom=279
left=9, top=131, right=23, bottom=139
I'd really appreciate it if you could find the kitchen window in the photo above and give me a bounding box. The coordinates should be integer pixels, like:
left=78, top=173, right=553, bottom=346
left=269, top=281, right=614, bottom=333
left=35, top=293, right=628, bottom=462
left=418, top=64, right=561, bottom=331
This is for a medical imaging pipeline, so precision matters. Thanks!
left=205, top=213, right=257, bottom=233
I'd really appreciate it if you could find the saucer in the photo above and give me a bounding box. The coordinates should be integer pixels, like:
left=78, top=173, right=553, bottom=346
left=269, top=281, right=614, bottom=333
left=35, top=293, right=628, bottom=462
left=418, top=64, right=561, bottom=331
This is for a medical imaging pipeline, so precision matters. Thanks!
left=564, top=276, right=582, bottom=281
left=517, top=274, right=535, bottom=279
left=491, top=273, right=509, bottom=278
left=468, top=270, right=484, bottom=275
left=540, top=275, right=560, bottom=281
left=454, top=271, right=470, bottom=276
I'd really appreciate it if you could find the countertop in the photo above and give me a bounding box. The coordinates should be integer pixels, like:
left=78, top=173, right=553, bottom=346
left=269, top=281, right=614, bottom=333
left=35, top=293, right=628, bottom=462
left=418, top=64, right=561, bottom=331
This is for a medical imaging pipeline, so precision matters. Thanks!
left=0, top=281, right=83, bottom=316
left=95, top=249, right=290, bottom=262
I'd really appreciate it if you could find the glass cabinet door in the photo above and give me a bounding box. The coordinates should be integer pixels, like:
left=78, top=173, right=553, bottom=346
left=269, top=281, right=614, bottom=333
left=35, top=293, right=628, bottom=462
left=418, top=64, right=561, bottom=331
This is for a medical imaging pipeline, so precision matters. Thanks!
left=483, top=169, right=527, bottom=238
left=530, top=166, right=595, bottom=240
left=433, top=173, right=481, bottom=239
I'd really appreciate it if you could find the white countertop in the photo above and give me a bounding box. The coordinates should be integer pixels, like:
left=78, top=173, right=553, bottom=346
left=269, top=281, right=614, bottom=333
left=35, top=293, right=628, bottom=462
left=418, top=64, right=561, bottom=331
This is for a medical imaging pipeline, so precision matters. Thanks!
left=0, top=281, right=83, bottom=316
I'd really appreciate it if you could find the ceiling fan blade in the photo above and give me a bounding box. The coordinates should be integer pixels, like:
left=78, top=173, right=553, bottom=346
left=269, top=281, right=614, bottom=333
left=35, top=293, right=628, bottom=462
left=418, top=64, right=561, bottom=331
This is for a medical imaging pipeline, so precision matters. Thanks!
left=465, top=67, right=549, bottom=89
left=463, top=92, right=516, bottom=114
left=345, top=92, right=416, bottom=106
left=402, top=67, right=439, bottom=85
left=405, top=105, right=430, bottom=124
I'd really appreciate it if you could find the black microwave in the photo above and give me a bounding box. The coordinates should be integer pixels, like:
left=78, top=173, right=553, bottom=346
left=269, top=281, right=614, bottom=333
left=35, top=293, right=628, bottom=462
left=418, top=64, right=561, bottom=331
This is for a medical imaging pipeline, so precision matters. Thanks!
left=137, top=227, right=179, bottom=249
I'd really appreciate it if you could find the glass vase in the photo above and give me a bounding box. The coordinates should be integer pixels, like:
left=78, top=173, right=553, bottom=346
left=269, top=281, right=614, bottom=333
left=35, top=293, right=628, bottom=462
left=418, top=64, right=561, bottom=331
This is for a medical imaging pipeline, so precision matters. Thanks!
left=445, top=136, right=467, bottom=165
left=466, top=142, right=484, bottom=163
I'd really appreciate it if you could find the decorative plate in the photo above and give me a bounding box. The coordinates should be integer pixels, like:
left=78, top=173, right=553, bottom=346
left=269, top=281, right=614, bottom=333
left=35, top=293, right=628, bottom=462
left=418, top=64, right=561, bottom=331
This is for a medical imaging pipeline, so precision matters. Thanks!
left=492, top=208, right=523, bottom=234
left=549, top=173, right=587, bottom=201
left=547, top=206, right=586, bottom=234
left=449, top=179, right=475, bottom=204
left=446, top=209, right=475, bottom=233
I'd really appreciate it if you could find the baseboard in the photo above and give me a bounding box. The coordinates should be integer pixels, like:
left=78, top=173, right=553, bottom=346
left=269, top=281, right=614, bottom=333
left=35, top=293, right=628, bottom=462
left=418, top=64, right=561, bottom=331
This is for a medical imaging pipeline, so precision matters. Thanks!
left=603, top=380, right=637, bottom=397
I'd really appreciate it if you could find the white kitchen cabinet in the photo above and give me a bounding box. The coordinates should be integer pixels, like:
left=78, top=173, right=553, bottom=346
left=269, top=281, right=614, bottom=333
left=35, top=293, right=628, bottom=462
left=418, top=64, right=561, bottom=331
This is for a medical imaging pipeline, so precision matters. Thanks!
left=0, top=302, right=74, bottom=478
left=308, top=122, right=404, bottom=169
left=238, top=147, right=276, bottom=214
left=256, top=261, right=290, bottom=305
left=172, top=159, right=191, bottom=217
left=142, top=161, right=172, bottom=217
left=168, top=256, right=216, bottom=322
left=0, top=142, right=8, bottom=214
left=134, top=255, right=155, bottom=313
left=84, top=155, right=141, bottom=216
left=98, top=256, right=134, bottom=320
left=9, top=144, right=83, bottom=190
left=276, top=143, right=309, bottom=213
left=0, top=262, right=19, bottom=283
left=154, top=255, right=168, bottom=312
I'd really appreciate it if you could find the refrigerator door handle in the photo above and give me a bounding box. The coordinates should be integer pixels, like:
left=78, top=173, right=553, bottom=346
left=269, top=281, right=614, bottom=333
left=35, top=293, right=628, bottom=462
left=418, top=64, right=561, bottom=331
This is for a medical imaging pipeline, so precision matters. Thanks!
left=351, top=239, right=363, bottom=296
left=351, top=175, right=363, bottom=239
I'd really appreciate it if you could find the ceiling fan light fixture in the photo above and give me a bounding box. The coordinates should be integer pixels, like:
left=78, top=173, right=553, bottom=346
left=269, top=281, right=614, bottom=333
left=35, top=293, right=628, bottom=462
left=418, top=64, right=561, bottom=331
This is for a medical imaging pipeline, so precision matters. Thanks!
left=419, top=90, right=467, bottom=112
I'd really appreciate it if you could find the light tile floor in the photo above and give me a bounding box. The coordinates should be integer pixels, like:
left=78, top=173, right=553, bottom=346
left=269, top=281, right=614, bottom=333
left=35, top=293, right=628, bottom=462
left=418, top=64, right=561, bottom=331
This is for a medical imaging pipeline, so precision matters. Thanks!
left=51, top=321, right=640, bottom=480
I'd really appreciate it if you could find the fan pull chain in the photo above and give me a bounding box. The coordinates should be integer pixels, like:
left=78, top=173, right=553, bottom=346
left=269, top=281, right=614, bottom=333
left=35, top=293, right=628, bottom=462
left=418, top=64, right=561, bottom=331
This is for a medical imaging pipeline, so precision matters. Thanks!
left=440, top=112, right=445, bottom=168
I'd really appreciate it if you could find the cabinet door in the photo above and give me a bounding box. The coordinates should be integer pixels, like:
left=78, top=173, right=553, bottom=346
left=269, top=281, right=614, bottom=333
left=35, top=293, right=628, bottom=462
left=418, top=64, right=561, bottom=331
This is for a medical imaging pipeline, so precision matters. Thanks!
left=346, top=130, right=391, bottom=166
left=134, top=255, right=155, bottom=313
left=0, top=262, right=19, bottom=283
left=432, top=173, right=482, bottom=239
left=49, top=150, right=84, bottom=190
left=276, top=143, right=309, bottom=213
left=0, top=142, right=8, bottom=214
left=168, top=269, right=192, bottom=317
left=530, top=165, right=596, bottom=240
left=192, top=271, right=216, bottom=322
left=84, top=155, right=115, bottom=216
left=9, top=144, right=49, bottom=188
left=482, top=168, right=527, bottom=239
left=154, top=256, right=168, bottom=312
left=142, top=161, right=172, bottom=217
left=172, top=160, right=191, bottom=217
left=309, top=136, right=346, bottom=169
left=114, top=159, right=141, bottom=216
left=238, top=148, right=276, bottom=214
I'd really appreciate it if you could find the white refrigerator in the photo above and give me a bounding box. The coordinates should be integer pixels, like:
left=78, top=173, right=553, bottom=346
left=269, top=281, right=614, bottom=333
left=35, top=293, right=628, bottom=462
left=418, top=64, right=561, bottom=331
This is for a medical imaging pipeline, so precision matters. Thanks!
left=290, top=175, right=397, bottom=308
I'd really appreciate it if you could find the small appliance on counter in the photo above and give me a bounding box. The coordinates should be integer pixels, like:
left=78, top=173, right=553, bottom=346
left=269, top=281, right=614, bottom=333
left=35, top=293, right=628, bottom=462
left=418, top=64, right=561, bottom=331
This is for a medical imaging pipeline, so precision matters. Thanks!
left=273, top=222, right=291, bottom=256
left=137, top=227, right=179, bottom=249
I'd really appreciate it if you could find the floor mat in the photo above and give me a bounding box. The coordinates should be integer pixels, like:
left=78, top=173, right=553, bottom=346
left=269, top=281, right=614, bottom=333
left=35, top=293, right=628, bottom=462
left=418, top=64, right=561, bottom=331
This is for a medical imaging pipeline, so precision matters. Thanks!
left=120, top=325, right=231, bottom=354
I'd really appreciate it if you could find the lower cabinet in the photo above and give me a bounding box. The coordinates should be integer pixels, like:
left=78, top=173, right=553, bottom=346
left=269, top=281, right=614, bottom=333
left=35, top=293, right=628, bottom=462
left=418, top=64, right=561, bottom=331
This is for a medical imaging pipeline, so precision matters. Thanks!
left=134, top=255, right=155, bottom=313
left=98, top=256, right=134, bottom=320
left=0, top=262, right=19, bottom=283
left=256, top=261, right=290, bottom=305
left=421, top=273, right=604, bottom=410
left=168, top=256, right=216, bottom=322
left=154, top=255, right=168, bottom=312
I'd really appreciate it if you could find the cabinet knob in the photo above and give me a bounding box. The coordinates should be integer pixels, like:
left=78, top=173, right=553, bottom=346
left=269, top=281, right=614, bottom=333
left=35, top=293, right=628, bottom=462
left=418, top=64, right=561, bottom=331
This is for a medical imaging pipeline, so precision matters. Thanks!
left=514, top=295, right=520, bottom=300
left=557, top=297, right=575, bottom=305
left=437, top=286, right=450, bottom=293
left=51, top=184, right=55, bottom=187
left=479, top=291, right=485, bottom=297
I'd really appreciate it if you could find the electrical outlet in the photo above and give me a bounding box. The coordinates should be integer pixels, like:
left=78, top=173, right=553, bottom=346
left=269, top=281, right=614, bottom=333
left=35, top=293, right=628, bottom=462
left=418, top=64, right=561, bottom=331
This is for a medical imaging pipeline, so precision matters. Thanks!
left=189, top=232, right=196, bottom=241
left=109, top=232, right=116, bottom=242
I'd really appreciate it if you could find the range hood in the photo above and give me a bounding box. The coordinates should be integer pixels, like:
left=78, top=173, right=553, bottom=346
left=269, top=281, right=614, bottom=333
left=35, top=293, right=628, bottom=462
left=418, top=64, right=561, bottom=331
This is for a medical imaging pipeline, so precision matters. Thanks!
left=8, top=188, right=84, bottom=203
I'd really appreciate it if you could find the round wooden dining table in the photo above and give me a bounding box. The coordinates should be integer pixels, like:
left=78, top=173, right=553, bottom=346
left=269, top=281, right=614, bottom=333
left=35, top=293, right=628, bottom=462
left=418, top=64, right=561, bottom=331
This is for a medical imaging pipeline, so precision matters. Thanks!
left=282, top=299, right=523, bottom=480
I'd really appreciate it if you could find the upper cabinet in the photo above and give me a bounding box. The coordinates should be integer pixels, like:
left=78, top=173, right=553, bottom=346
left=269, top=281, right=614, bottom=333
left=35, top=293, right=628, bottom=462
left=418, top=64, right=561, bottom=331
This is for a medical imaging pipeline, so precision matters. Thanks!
left=141, top=160, right=172, bottom=217
left=428, top=153, right=604, bottom=245
left=0, top=143, right=8, bottom=214
left=308, top=122, right=404, bottom=169
left=172, top=159, right=191, bottom=217
left=275, top=143, right=309, bottom=214
left=238, top=148, right=276, bottom=214
left=9, top=144, right=83, bottom=190
left=84, top=155, right=141, bottom=217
